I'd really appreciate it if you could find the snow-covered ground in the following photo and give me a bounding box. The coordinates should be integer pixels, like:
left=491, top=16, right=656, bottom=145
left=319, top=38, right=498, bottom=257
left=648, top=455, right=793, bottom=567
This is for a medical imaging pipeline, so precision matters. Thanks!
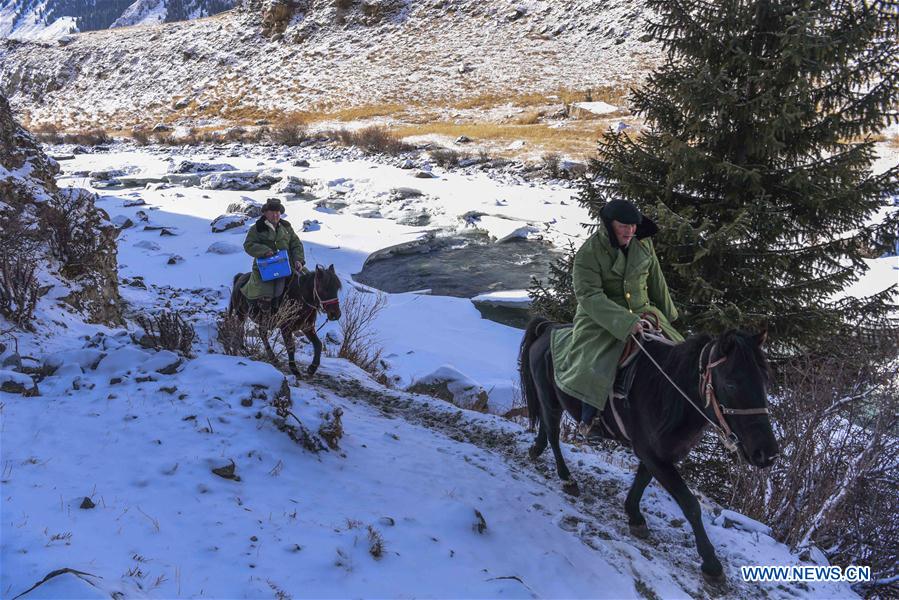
left=2, top=141, right=895, bottom=599
left=50, top=143, right=593, bottom=413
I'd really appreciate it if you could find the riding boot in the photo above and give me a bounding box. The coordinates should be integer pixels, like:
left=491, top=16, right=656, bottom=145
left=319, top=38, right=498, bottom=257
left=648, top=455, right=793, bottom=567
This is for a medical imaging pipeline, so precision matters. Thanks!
left=579, top=402, right=598, bottom=437
left=255, top=297, right=273, bottom=320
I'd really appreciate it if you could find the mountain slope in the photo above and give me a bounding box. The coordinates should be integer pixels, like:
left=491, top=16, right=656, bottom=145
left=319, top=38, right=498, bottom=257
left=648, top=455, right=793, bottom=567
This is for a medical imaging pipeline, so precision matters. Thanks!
left=0, top=0, right=659, bottom=128
left=0, top=0, right=236, bottom=41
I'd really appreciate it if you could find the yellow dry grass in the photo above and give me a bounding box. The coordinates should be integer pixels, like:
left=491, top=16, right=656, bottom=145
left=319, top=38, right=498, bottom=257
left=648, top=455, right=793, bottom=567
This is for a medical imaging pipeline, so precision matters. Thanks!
left=393, top=120, right=621, bottom=156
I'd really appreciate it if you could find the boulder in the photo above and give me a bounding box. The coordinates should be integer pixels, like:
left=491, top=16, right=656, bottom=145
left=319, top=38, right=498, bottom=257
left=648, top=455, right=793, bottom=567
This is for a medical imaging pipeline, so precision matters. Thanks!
left=162, top=173, right=202, bottom=186
left=200, top=171, right=280, bottom=191
left=226, top=198, right=263, bottom=218
left=135, top=240, right=161, bottom=251
left=273, top=175, right=308, bottom=196
left=112, top=215, right=134, bottom=229
left=407, top=366, right=489, bottom=412
left=207, top=241, right=242, bottom=255
left=0, top=370, right=39, bottom=396
left=170, top=160, right=237, bottom=174
left=211, top=213, right=250, bottom=232
left=389, top=187, right=424, bottom=200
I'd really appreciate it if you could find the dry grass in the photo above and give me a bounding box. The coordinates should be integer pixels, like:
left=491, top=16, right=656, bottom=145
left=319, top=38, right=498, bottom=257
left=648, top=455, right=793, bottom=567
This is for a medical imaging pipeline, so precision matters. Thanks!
left=394, top=120, right=616, bottom=156
left=449, top=85, right=632, bottom=111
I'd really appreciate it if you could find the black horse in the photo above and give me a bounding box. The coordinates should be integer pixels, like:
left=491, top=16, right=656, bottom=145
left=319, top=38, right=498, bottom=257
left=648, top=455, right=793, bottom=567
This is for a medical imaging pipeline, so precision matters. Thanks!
left=520, top=316, right=779, bottom=581
left=228, top=265, right=342, bottom=377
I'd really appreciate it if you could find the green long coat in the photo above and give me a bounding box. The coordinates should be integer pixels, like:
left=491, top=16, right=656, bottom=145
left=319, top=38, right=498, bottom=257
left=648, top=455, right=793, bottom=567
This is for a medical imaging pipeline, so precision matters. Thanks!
left=240, top=217, right=305, bottom=301
left=552, top=231, right=683, bottom=409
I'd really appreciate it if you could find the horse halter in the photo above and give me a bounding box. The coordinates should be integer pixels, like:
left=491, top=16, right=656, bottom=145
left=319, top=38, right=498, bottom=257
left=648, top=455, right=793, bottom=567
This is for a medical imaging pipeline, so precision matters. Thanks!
left=311, top=269, right=340, bottom=313
left=698, top=342, right=771, bottom=453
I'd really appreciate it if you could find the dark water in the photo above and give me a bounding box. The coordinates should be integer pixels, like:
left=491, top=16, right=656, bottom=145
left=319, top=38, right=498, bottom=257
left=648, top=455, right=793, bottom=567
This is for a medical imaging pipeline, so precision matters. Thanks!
left=354, top=236, right=561, bottom=327
left=355, top=236, right=561, bottom=297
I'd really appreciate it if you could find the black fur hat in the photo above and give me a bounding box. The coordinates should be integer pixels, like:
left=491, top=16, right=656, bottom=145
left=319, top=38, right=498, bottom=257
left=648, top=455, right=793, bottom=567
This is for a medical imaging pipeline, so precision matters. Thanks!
left=262, top=199, right=285, bottom=213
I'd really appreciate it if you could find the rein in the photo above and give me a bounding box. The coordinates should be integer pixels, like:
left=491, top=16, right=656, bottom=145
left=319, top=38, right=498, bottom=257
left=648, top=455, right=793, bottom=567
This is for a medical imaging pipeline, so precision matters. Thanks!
left=629, top=322, right=768, bottom=455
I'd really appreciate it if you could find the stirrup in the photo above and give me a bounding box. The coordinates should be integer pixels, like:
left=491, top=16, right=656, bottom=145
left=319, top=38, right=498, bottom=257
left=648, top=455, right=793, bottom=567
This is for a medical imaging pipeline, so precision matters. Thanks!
left=577, top=421, right=594, bottom=437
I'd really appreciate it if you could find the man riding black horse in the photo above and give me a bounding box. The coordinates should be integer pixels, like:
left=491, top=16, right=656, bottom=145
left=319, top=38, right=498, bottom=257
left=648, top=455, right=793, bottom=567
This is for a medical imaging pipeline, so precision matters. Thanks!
left=553, top=199, right=683, bottom=436
left=240, top=199, right=307, bottom=314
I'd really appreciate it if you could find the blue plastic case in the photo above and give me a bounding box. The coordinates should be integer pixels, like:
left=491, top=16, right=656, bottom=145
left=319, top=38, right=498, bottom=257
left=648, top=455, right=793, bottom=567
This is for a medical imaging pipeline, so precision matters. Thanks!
left=256, top=250, right=292, bottom=281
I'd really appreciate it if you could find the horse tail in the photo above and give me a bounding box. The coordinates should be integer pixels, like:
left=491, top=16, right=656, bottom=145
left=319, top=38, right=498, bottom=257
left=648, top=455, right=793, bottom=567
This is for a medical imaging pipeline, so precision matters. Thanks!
left=520, top=316, right=551, bottom=431
left=229, top=273, right=244, bottom=316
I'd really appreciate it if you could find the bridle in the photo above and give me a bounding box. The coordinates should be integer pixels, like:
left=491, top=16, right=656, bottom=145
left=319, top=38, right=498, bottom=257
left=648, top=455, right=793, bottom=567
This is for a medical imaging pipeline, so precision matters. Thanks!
left=311, top=269, right=340, bottom=313
left=697, top=341, right=770, bottom=453
left=286, top=269, right=341, bottom=332
left=629, top=322, right=769, bottom=455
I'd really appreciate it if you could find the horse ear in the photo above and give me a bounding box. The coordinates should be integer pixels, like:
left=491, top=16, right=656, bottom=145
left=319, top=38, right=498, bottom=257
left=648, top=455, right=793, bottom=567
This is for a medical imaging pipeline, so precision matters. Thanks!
left=328, top=264, right=335, bottom=273
left=754, top=329, right=768, bottom=347
left=316, top=264, right=324, bottom=273
left=718, top=330, right=736, bottom=355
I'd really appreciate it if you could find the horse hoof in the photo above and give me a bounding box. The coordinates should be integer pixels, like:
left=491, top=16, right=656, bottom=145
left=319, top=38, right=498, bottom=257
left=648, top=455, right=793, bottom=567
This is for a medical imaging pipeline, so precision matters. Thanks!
left=629, top=523, right=650, bottom=539
left=289, top=365, right=301, bottom=377
left=701, top=565, right=726, bottom=586
left=527, top=445, right=543, bottom=461
left=561, top=479, right=580, bottom=497
left=306, top=365, right=318, bottom=377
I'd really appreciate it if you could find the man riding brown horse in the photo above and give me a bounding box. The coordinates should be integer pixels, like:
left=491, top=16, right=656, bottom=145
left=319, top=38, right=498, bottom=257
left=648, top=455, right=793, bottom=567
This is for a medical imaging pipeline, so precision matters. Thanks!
left=240, top=198, right=307, bottom=314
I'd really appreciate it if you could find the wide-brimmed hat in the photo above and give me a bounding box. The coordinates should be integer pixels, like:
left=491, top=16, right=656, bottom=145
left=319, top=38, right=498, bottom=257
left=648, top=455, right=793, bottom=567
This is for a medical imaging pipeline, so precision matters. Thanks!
left=261, top=199, right=285, bottom=213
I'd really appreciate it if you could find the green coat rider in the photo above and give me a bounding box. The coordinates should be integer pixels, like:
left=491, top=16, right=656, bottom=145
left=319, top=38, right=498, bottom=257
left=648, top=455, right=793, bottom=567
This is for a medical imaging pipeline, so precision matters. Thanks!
left=240, top=199, right=305, bottom=311
left=551, top=199, right=683, bottom=434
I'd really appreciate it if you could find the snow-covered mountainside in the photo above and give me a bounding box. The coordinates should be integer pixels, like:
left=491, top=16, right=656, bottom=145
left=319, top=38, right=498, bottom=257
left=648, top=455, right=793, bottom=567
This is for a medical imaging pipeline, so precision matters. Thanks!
left=0, top=0, right=236, bottom=41
left=0, top=0, right=659, bottom=129
left=2, top=118, right=894, bottom=596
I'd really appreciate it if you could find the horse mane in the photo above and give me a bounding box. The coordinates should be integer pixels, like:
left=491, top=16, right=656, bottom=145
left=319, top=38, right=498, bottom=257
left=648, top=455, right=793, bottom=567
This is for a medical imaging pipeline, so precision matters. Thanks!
left=639, top=333, right=711, bottom=439
left=639, top=330, right=771, bottom=440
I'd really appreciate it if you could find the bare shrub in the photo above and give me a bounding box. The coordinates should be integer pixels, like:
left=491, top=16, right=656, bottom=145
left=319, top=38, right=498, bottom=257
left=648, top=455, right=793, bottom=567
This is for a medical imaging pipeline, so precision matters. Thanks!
left=131, top=129, right=151, bottom=146
left=217, top=312, right=252, bottom=357
left=354, top=126, right=411, bottom=155
left=32, top=123, right=62, bottom=144
left=41, top=188, right=104, bottom=276
left=151, top=131, right=177, bottom=145
left=31, top=126, right=110, bottom=146
left=327, top=126, right=411, bottom=156
left=271, top=115, right=308, bottom=146
left=542, top=152, right=561, bottom=178
left=224, top=126, right=247, bottom=142
left=317, top=407, right=344, bottom=450
left=217, top=301, right=306, bottom=366
left=514, top=111, right=541, bottom=125
left=135, top=310, right=197, bottom=356
left=367, top=526, right=385, bottom=559
left=431, top=147, right=462, bottom=168
left=0, top=211, right=41, bottom=329
left=332, top=289, right=387, bottom=376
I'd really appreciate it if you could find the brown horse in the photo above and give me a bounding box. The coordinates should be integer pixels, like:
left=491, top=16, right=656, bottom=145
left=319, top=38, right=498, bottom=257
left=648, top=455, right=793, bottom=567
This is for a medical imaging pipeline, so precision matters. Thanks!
left=228, top=265, right=342, bottom=376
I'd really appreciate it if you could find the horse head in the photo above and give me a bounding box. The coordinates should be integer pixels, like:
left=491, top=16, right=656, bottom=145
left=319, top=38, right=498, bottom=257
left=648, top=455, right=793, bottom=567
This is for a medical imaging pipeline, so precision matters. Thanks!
left=705, top=330, right=779, bottom=468
left=314, top=264, right=342, bottom=321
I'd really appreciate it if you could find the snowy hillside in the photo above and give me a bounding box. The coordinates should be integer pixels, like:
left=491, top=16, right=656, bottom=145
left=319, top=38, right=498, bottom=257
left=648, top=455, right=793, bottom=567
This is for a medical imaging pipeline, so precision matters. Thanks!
left=0, top=0, right=659, bottom=130
left=0, top=0, right=236, bottom=41
left=3, top=135, right=894, bottom=598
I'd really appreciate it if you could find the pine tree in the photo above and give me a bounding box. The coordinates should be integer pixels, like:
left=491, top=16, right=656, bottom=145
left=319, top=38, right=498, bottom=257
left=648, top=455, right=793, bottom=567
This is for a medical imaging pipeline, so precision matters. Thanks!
left=529, top=241, right=578, bottom=323
left=581, top=0, right=898, bottom=353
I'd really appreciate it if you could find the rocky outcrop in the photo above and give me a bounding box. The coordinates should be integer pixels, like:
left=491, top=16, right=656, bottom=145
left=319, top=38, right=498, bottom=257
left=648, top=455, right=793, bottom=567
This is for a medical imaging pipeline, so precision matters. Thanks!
left=0, top=93, right=122, bottom=326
